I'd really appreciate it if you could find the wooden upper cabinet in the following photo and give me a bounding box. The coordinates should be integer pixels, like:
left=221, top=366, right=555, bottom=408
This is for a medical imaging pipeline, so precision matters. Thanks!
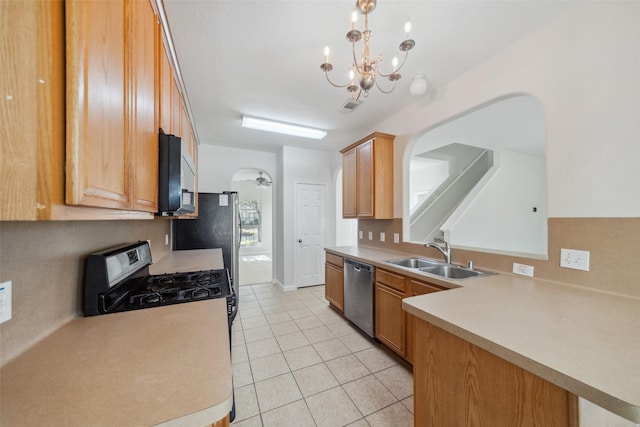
left=66, top=0, right=159, bottom=213
left=130, top=0, right=158, bottom=212
left=66, top=0, right=129, bottom=210
left=340, top=132, right=394, bottom=219
left=171, top=77, right=182, bottom=137
left=342, top=148, right=357, bottom=218
left=158, top=31, right=172, bottom=135
left=0, top=0, right=69, bottom=220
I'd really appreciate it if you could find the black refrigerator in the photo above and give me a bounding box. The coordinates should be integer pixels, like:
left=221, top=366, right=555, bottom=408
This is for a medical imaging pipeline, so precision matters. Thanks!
left=173, top=192, right=240, bottom=318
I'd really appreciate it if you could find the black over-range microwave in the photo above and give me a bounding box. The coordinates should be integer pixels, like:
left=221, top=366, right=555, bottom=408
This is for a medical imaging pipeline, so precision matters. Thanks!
left=157, top=133, right=196, bottom=216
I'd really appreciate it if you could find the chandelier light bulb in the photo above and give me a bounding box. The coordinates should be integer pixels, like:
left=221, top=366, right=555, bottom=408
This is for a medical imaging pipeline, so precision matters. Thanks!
left=404, top=19, right=412, bottom=37
left=319, top=0, right=415, bottom=100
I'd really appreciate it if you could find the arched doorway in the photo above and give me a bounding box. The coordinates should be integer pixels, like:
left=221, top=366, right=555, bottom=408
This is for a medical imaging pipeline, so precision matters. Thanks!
left=231, top=169, right=273, bottom=286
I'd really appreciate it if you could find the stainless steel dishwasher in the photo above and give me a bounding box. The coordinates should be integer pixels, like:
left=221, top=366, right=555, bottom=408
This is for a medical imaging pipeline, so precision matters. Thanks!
left=343, top=258, right=375, bottom=338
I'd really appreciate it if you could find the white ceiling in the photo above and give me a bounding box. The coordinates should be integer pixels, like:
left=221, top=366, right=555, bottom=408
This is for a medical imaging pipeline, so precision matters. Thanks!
left=163, top=0, right=574, bottom=153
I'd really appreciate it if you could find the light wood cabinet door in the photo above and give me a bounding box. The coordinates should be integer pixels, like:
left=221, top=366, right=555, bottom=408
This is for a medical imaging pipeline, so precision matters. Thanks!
left=325, top=262, right=344, bottom=312
left=158, top=31, right=172, bottom=134
left=340, top=132, right=394, bottom=219
left=171, top=77, right=182, bottom=137
left=0, top=0, right=65, bottom=220
left=375, top=282, right=405, bottom=357
left=413, top=318, right=579, bottom=426
left=405, top=278, right=444, bottom=364
left=356, top=140, right=374, bottom=218
left=66, top=0, right=130, bottom=209
left=130, top=0, right=158, bottom=212
left=342, top=148, right=357, bottom=218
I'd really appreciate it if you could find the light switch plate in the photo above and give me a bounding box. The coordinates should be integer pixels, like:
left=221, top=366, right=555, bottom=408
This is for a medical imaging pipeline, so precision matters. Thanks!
left=358, top=230, right=363, bottom=239
left=379, top=232, right=385, bottom=242
left=0, top=281, right=12, bottom=324
left=560, top=248, right=590, bottom=271
left=512, top=263, right=534, bottom=277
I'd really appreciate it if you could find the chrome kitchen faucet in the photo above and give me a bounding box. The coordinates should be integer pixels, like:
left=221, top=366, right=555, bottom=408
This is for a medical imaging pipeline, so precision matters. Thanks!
left=425, top=238, right=451, bottom=264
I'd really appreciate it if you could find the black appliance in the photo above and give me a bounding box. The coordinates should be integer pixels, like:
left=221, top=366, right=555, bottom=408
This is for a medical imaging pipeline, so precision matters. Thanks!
left=83, top=241, right=237, bottom=422
left=83, top=241, right=233, bottom=317
left=173, top=192, right=240, bottom=321
left=158, top=133, right=196, bottom=216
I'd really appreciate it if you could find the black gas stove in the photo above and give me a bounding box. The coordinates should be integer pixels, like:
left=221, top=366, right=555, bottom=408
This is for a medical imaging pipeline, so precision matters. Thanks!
left=83, top=241, right=237, bottom=422
left=83, top=242, right=234, bottom=317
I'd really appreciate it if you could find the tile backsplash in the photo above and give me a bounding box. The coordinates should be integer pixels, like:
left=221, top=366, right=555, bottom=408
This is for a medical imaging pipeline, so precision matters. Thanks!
left=0, top=219, right=171, bottom=365
left=358, top=217, right=640, bottom=299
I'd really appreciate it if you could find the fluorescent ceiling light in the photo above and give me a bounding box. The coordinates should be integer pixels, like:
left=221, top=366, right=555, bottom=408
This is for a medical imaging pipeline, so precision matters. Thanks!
left=241, top=116, right=327, bottom=140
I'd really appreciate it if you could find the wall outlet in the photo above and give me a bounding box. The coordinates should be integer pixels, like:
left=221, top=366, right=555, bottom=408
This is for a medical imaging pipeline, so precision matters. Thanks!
left=560, top=248, right=590, bottom=271
left=394, top=233, right=400, bottom=244
left=512, top=263, right=534, bottom=277
left=165, top=234, right=169, bottom=246
left=368, top=231, right=373, bottom=240
left=0, top=281, right=13, bottom=324
left=358, top=230, right=363, bottom=239
left=379, top=232, right=385, bottom=242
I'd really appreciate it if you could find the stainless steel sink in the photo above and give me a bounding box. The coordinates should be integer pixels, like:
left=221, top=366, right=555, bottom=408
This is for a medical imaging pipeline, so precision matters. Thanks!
left=384, top=257, right=495, bottom=280
left=419, top=264, right=486, bottom=279
left=385, top=258, right=443, bottom=269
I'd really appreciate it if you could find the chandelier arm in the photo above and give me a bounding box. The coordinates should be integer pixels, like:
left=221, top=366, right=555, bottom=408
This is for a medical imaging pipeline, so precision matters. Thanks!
left=377, top=49, right=409, bottom=78
left=351, top=42, right=362, bottom=74
left=350, top=88, right=363, bottom=102
left=323, top=70, right=353, bottom=88
left=374, top=76, right=397, bottom=94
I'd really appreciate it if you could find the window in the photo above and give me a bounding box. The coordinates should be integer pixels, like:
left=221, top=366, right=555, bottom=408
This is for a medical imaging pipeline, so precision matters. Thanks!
left=239, top=200, right=262, bottom=246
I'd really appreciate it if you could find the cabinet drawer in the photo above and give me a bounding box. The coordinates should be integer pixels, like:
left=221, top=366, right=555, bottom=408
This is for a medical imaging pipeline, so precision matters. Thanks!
left=376, top=269, right=405, bottom=293
left=326, top=252, right=344, bottom=268
left=410, top=279, right=445, bottom=296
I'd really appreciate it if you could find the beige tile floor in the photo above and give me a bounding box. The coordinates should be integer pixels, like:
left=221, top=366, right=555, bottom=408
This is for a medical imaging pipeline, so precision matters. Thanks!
left=231, top=283, right=414, bottom=427
left=239, top=254, right=273, bottom=286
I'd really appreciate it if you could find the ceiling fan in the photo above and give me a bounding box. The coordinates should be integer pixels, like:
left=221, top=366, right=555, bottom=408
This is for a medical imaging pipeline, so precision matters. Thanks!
left=239, top=171, right=272, bottom=188
left=255, top=172, right=272, bottom=188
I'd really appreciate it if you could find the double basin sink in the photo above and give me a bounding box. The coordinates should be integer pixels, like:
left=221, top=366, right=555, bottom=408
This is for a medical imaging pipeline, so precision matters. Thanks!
left=385, top=257, right=495, bottom=280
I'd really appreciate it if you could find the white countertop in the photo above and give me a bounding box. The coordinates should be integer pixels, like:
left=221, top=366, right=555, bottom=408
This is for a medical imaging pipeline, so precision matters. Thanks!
left=326, top=245, right=640, bottom=423
left=0, top=299, right=232, bottom=427
left=1, top=248, right=232, bottom=426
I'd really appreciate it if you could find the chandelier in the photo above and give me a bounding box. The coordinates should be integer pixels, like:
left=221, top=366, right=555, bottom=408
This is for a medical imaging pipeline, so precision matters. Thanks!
left=320, top=0, right=415, bottom=100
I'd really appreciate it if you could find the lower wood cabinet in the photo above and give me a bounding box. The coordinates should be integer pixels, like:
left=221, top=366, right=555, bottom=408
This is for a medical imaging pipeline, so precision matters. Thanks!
left=375, top=282, right=405, bottom=357
left=375, top=267, right=447, bottom=363
left=324, top=252, right=344, bottom=312
left=413, top=317, right=579, bottom=426
left=405, top=278, right=445, bottom=365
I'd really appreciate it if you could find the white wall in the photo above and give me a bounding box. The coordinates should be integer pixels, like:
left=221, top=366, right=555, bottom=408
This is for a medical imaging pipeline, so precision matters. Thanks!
left=380, top=3, right=640, bottom=424
left=199, top=145, right=334, bottom=289
left=444, top=150, right=547, bottom=257
left=335, top=169, right=357, bottom=247
left=198, top=145, right=277, bottom=193
left=280, top=146, right=333, bottom=288
left=231, top=180, right=273, bottom=256
left=383, top=2, right=640, bottom=219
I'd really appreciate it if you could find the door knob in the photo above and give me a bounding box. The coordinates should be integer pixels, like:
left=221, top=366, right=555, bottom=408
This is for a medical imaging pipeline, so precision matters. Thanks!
left=298, top=239, right=302, bottom=243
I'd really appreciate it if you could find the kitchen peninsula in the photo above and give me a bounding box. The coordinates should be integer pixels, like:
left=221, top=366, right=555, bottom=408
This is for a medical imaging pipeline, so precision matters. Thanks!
left=325, top=245, right=640, bottom=425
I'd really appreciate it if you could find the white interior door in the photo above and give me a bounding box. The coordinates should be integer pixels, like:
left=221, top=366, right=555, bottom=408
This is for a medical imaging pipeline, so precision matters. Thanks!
left=295, top=183, right=326, bottom=288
